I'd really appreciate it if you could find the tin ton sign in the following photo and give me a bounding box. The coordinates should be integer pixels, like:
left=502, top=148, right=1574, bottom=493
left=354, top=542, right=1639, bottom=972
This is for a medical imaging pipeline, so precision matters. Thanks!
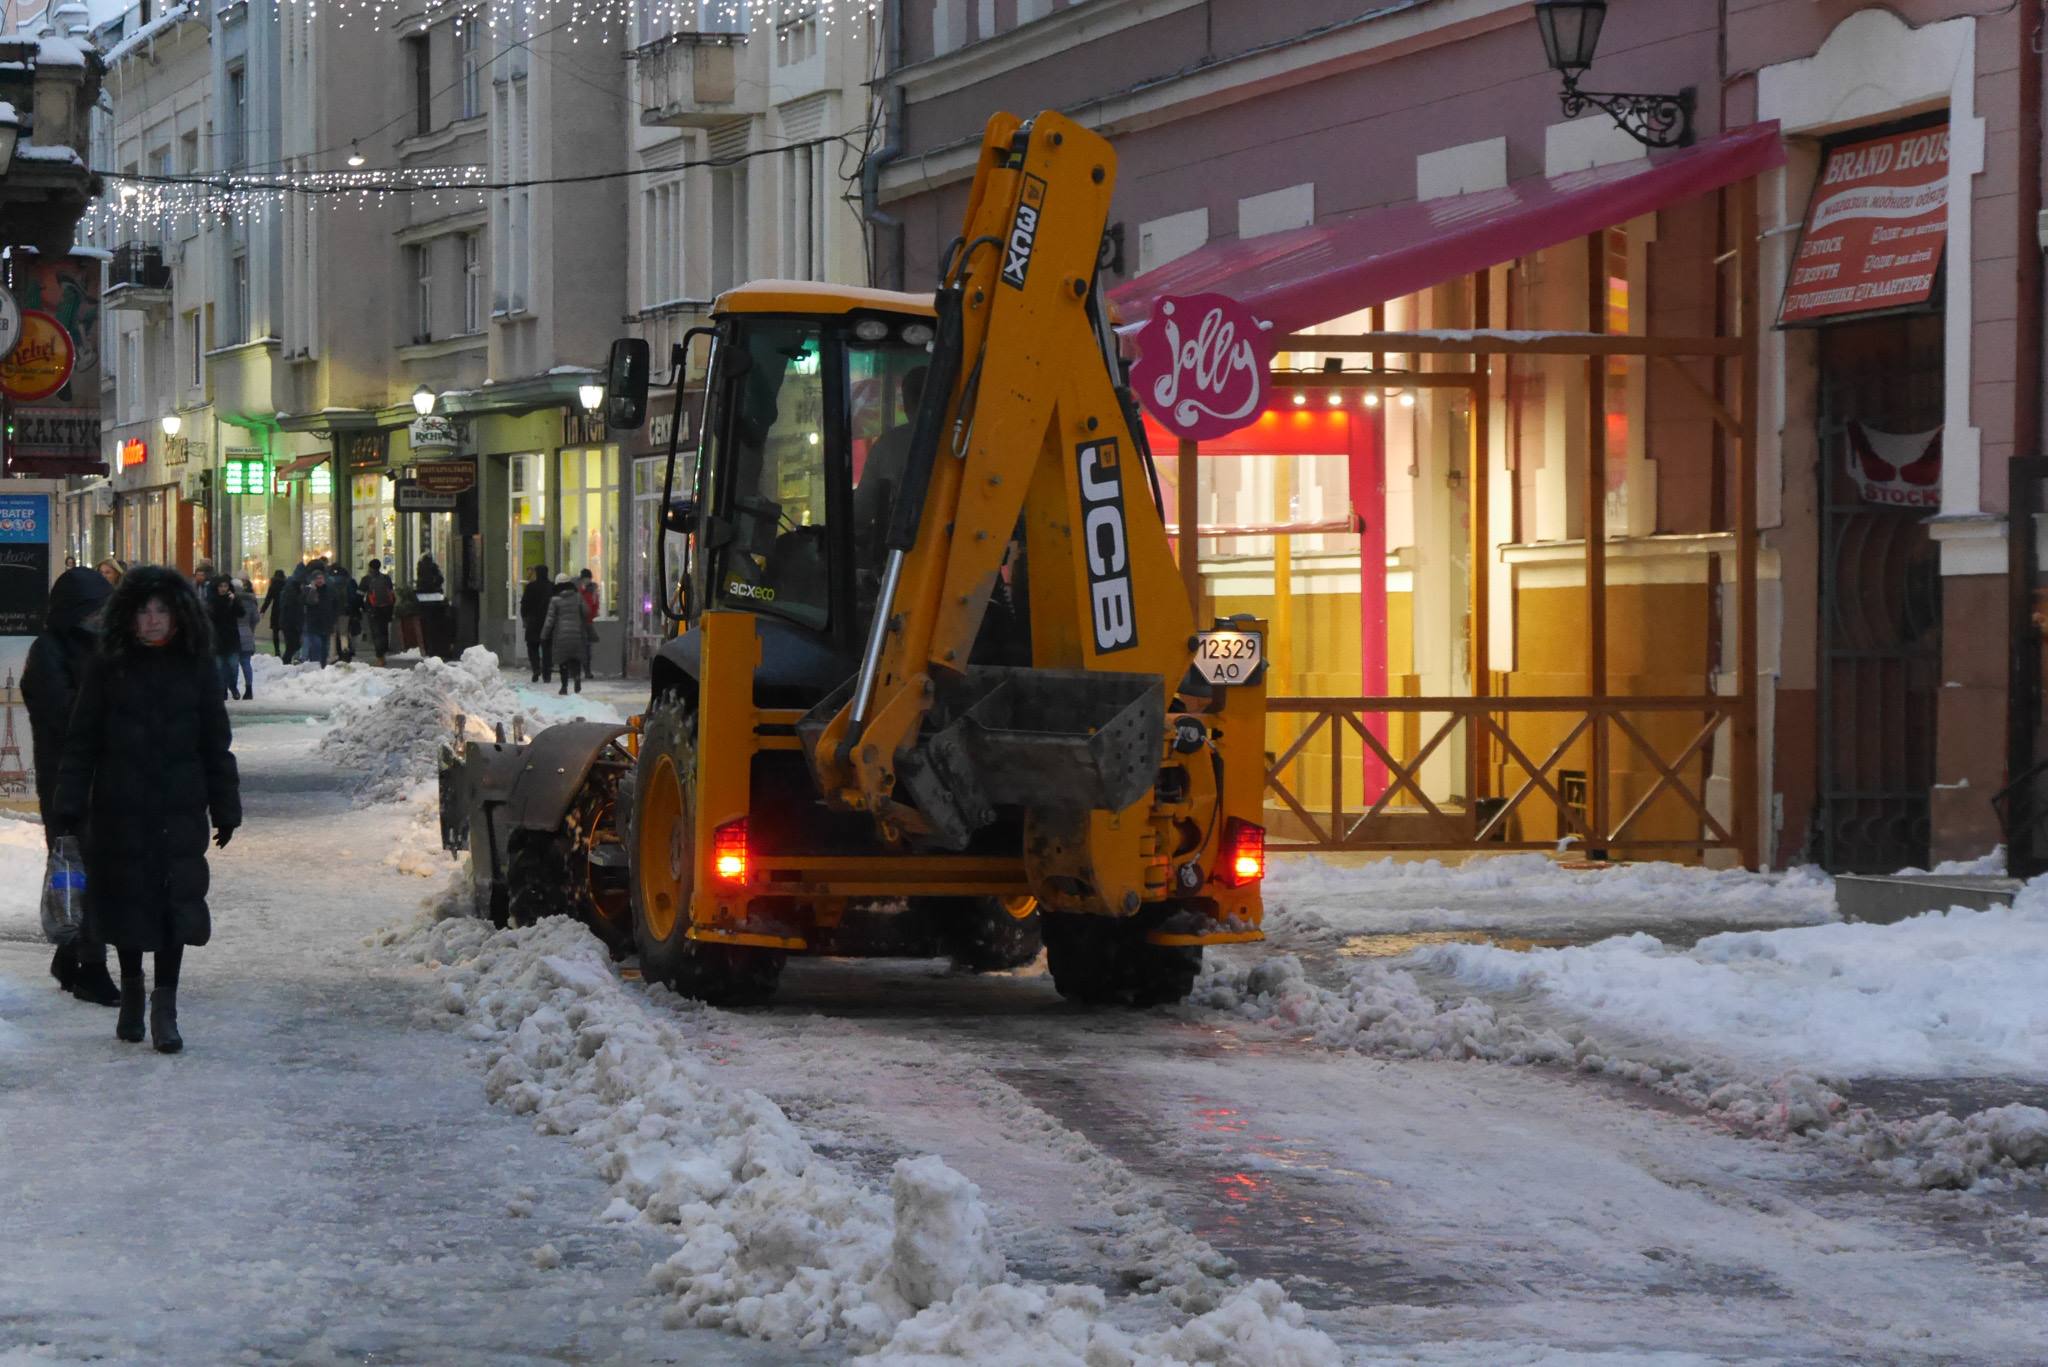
left=1130, top=293, right=1276, bottom=442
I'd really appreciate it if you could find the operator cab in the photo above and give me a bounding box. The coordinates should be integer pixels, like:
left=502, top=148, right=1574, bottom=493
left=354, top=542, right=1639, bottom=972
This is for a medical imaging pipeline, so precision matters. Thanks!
left=607, top=283, right=943, bottom=704
left=696, top=286, right=937, bottom=651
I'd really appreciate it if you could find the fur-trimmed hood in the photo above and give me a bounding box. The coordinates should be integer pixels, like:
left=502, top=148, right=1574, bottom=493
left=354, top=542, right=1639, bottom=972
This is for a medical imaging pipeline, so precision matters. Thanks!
left=99, top=564, right=214, bottom=659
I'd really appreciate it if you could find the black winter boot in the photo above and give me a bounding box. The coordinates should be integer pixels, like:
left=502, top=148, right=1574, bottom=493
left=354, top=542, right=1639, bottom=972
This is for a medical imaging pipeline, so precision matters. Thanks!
left=71, top=953, right=122, bottom=1007
left=116, top=977, right=146, bottom=1042
left=150, top=989, right=182, bottom=1054
left=50, top=944, right=77, bottom=993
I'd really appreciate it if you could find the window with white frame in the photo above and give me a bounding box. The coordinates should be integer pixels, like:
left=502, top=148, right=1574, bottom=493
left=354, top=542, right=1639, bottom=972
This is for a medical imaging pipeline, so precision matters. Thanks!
left=463, top=232, right=483, bottom=333
left=412, top=242, right=434, bottom=341
left=224, top=66, right=246, bottom=170
left=703, top=1, right=750, bottom=35
left=641, top=177, right=686, bottom=309
left=459, top=20, right=482, bottom=119
left=492, top=74, right=532, bottom=313
left=121, top=331, right=139, bottom=421
left=775, top=3, right=818, bottom=64
left=780, top=143, right=826, bottom=279
left=231, top=254, right=249, bottom=344
left=711, top=162, right=746, bottom=295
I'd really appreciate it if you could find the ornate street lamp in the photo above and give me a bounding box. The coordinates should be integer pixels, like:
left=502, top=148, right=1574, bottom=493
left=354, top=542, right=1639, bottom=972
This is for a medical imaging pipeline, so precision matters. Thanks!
left=577, top=382, right=604, bottom=413
left=1535, top=0, right=1694, bottom=149
left=160, top=412, right=181, bottom=438
left=411, top=384, right=436, bottom=416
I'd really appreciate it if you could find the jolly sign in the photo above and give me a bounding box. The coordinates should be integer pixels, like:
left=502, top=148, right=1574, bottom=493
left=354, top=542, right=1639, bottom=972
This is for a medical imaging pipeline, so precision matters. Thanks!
left=1130, top=293, right=1276, bottom=442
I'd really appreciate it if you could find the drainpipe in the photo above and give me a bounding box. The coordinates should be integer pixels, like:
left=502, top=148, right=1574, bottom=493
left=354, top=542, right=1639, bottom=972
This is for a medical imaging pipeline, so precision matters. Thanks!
left=2008, top=0, right=2046, bottom=871
left=861, top=0, right=907, bottom=289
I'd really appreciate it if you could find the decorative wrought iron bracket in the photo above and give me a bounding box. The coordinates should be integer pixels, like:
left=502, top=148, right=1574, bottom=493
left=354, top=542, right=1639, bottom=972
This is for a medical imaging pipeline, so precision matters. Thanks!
left=1559, top=79, right=1695, bottom=149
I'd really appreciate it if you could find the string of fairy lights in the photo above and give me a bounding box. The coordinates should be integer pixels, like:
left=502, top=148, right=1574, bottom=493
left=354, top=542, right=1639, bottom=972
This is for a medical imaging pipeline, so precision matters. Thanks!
left=79, top=2, right=883, bottom=229
left=287, top=0, right=880, bottom=36
left=82, top=168, right=493, bottom=235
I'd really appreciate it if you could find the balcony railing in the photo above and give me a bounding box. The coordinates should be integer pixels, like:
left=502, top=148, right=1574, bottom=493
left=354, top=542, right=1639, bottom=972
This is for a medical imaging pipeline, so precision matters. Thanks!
left=632, top=34, right=755, bottom=127
left=105, top=242, right=172, bottom=312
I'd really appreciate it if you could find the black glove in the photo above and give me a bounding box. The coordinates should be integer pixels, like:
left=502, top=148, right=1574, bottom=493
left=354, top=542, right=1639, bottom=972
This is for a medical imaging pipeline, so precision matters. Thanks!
left=213, top=825, right=237, bottom=850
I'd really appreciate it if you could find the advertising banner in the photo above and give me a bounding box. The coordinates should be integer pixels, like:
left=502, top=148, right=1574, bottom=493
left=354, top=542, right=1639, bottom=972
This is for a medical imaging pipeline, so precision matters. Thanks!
left=1781, top=124, right=1948, bottom=326
left=1846, top=422, right=1941, bottom=510
left=0, top=491, right=53, bottom=813
left=2, top=255, right=104, bottom=478
left=415, top=457, right=477, bottom=495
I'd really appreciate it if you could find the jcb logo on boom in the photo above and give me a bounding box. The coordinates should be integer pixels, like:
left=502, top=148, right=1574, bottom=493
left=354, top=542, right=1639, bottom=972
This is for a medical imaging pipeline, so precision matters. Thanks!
left=1078, top=439, right=1138, bottom=654
left=1001, top=175, right=1048, bottom=290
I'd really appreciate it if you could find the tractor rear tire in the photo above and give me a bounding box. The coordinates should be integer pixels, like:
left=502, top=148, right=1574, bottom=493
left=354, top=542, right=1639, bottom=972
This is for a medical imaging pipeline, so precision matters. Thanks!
left=1042, top=912, right=1201, bottom=1007
left=936, top=896, right=1043, bottom=973
left=628, top=697, right=785, bottom=1007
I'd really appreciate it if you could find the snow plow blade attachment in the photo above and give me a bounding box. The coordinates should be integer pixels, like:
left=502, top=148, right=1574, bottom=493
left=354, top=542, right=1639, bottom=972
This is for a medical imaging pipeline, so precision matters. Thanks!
left=892, top=667, right=1165, bottom=849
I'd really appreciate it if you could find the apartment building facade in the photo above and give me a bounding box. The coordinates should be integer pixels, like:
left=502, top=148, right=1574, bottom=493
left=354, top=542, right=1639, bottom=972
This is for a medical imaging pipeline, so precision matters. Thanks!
left=619, top=0, right=878, bottom=668
left=874, top=0, right=2041, bottom=873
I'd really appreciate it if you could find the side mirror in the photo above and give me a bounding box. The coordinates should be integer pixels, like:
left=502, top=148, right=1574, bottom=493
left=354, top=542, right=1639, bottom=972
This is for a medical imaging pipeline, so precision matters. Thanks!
left=604, top=338, right=651, bottom=431
left=660, top=497, right=697, bottom=533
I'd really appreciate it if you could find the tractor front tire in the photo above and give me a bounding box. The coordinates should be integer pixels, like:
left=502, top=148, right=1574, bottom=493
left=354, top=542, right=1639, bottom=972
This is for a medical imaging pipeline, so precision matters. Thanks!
left=1042, top=912, right=1201, bottom=1007
left=628, top=697, right=785, bottom=1008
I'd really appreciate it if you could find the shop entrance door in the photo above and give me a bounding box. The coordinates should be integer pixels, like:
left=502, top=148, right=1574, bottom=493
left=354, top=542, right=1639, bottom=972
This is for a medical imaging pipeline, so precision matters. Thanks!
left=1814, top=313, right=1943, bottom=872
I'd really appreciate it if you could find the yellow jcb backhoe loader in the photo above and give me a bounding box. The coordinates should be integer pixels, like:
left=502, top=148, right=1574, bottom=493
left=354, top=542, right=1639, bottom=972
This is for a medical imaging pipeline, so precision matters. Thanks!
left=439, top=110, right=1268, bottom=1006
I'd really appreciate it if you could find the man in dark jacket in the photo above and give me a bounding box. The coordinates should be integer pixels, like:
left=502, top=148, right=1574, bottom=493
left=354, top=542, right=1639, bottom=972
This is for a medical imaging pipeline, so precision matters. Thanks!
left=329, top=563, right=359, bottom=663
left=206, top=574, right=243, bottom=698
left=519, top=563, right=553, bottom=682
left=279, top=561, right=310, bottom=663
left=299, top=561, right=341, bottom=667
left=20, top=567, right=121, bottom=1006
left=360, top=558, right=397, bottom=664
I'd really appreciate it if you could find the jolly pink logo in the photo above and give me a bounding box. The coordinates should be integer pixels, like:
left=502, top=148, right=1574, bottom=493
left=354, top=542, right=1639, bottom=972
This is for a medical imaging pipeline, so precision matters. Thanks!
left=1131, top=293, right=1275, bottom=442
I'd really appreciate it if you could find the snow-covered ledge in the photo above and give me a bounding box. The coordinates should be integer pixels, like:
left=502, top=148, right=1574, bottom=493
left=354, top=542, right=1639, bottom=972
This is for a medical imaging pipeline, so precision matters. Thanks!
left=1926, top=513, right=2008, bottom=577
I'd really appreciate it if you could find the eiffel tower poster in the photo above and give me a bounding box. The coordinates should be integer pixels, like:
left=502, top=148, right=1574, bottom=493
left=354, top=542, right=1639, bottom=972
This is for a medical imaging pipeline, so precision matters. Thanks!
left=0, top=664, right=27, bottom=807
left=0, top=665, right=28, bottom=801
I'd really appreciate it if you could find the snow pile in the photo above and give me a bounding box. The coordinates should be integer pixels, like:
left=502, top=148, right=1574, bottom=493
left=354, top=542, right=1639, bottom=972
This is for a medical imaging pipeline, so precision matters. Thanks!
left=1412, top=897, right=2048, bottom=1080
left=380, top=894, right=1341, bottom=1363
left=317, top=647, right=616, bottom=804
left=1263, top=852, right=1837, bottom=941
left=1196, top=952, right=2048, bottom=1192
left=867, top=1278, right=1338, bottom=1366
left=1196, top=953, right=1577, bottom=1067
left=245, top=654, right=399, bottom=714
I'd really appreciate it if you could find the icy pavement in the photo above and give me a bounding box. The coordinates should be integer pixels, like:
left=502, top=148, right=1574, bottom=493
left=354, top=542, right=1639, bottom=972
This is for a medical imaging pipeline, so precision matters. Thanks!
left=5, top=661, right=2048, bottom=1362
left=0, top=717, right=789, bottom=1365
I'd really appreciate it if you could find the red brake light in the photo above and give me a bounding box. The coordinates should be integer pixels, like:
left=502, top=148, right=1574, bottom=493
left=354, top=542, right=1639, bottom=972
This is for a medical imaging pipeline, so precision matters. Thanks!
left=1220, top=818, right=1265, bottom=886
left=711, top=818, right=749, bottom=886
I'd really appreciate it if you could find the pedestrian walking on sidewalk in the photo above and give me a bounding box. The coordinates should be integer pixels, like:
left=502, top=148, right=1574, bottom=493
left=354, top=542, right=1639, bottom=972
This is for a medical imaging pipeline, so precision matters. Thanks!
left=361, top=559, right=396, bottom=664
left=208, top=574, right=243, bottom=699
left=260, top=568, right=289, bottom=657
left=21, top=567, right=121, bottom=1008
left=235, top=577, right=260, bottom=700
left=299, top=562, right=339, bottom=668
left=519, top=563, right=553, bottom=683
left=279, top=563, right=308, bottom=664
left=53, top=565, right=242, bottom=1054
left=541, top=572, right=595, bottom=695
left=576, top=569, right=601, bottom=678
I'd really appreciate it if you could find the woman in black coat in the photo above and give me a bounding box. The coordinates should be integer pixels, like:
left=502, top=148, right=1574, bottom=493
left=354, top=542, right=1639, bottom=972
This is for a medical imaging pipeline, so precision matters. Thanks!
left=53, top=565, right=241, bottom=1054
left=259, top=568, right=288, bottom=657
left=20, top=566, right=120, bottom=1005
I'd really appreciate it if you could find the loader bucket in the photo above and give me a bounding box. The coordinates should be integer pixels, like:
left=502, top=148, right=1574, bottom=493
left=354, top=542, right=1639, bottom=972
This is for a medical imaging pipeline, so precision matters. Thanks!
left=894, top=667, right=1164, bottom=847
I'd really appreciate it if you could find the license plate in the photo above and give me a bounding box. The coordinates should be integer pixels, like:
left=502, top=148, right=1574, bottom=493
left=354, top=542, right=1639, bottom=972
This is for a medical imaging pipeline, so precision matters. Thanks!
left=1193, top=629, right=1263, bottom=685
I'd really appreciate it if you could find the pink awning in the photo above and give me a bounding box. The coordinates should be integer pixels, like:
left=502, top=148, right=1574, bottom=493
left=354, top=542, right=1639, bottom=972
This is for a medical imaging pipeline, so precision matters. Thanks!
left=1112, top=122, right=1786, bottom=335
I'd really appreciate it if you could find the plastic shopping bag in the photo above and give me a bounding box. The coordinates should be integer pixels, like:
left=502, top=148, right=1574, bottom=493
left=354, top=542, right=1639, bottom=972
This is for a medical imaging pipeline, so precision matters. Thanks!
left=40, top=836, right=85, bottom=946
